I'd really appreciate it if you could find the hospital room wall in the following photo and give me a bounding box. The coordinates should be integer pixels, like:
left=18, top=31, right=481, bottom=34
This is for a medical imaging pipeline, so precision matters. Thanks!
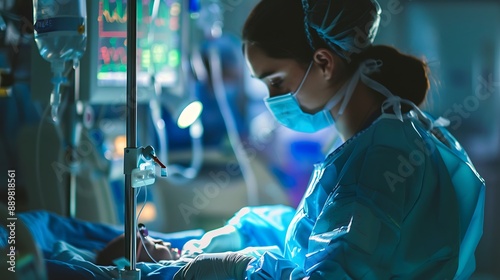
left=374, top=0, right=500, bottom=278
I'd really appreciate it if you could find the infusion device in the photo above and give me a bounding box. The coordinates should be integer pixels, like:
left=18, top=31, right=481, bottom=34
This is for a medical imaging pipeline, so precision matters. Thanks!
left=128, top=145, right=167, bottom=189
left=33, top=0, right=87, bottom=122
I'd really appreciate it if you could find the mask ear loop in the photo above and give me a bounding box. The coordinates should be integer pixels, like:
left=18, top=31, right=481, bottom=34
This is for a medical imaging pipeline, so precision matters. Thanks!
left=323, top=86, right=347, bottom=112
left=334, top=60, right=385, bottom=116
left=322, top=60, right=368, bottom=115
left=293, top=61, right=314, bottom=97
left=336, top=69, right=362, bottom=115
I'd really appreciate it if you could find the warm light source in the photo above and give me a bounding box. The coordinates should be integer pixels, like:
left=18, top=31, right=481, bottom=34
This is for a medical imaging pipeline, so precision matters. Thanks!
left=163, top=94, right=203, bottom=129
left=136, top=202, right=157, bottom=223
left=177, top=100, right=203, bottom=128
left=114, top=135, right=127, bottom=158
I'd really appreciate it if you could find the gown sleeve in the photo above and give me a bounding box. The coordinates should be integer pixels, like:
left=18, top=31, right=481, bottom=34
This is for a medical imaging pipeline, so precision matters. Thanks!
left=227, top=204, right=296, bottom=251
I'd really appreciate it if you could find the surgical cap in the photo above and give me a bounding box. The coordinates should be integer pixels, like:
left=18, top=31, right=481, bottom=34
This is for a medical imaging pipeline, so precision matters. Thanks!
left=301, top=0, right=381, bottom=60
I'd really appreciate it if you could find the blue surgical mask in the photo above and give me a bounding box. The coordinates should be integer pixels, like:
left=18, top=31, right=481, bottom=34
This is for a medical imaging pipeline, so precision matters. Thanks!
left=265, top=59, right=427, bottom=134
left=264, top=62, right=345, bottom=133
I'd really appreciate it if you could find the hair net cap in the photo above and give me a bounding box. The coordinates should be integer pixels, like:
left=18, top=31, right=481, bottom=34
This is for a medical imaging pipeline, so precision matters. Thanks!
left=302, top=0, right=381, bottom=60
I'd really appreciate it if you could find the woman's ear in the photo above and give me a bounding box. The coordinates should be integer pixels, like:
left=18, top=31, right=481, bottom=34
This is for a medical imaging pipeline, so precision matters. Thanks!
left=313, top=48, right=339, bottom=80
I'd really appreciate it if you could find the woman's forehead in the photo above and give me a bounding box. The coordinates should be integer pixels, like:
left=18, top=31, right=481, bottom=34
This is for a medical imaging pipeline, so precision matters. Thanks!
left=244, top=44, right=298, bottom=79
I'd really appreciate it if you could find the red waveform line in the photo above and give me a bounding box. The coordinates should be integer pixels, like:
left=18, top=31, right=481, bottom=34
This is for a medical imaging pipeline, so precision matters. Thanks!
left=100, top=46, right=127, bottom=64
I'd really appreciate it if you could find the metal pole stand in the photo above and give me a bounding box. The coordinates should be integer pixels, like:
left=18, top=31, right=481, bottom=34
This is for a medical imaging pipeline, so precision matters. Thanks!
left=124, top=0, right=139, bottom=275
left=123, top=0, right=167, bottom=276
left=123, top=144, right=166, bottom=280
left=119, top=268, right=141, bottom=280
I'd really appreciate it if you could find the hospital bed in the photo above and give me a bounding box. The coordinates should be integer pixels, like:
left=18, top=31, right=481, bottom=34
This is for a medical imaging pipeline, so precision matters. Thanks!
left=0, top=204, right=204, bottom=280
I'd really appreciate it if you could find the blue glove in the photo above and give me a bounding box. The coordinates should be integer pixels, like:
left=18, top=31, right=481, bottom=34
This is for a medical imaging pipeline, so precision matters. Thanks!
left=173, top=252, right=254, bottom=280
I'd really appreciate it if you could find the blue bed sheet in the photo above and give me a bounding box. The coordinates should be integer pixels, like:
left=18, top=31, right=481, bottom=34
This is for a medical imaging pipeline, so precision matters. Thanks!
left=0, top=211, right=204, bottom=279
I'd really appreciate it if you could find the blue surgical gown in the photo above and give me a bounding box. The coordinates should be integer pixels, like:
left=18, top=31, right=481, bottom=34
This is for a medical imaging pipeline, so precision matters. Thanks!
left=227, top=113, right=485, bottom=279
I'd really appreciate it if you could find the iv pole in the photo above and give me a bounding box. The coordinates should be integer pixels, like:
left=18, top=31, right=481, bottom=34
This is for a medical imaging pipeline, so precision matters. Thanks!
left=122, top=1, right=166, bottom=276
left=124, top=0, right=139, bottom=276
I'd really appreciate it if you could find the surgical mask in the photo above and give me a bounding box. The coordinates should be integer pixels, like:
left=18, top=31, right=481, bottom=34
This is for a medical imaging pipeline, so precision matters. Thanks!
left=263, top=62, right=345, bottom=133
left=264, top=59, right=427, bottom=134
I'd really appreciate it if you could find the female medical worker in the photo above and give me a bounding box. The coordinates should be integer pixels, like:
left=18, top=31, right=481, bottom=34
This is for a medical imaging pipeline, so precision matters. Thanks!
left=174, top=0, right=485, bottom=279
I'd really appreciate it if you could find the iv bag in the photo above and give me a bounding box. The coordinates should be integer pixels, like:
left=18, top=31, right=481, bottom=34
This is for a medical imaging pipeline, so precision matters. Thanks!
left=33, top=0, right=87, bottom=67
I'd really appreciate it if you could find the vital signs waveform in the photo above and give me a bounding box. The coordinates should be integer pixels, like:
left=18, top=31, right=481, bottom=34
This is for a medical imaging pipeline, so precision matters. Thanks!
left=99, top=0, right=167, bottom=23
left=100, top=46, right=127, bottom=64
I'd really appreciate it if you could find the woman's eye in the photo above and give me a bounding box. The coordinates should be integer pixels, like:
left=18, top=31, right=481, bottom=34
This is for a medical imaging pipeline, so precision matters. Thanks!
left=269, top=79, right=283, bottom=89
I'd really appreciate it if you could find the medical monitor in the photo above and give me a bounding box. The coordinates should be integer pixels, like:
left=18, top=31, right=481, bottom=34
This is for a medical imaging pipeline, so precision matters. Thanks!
left=81, top=0, right=184, bottom=104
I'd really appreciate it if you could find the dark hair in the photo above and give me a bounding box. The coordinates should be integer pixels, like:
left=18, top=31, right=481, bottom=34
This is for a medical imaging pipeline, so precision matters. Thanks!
left=242, top=0, right=430, bottom=108
left=242, top=0, right=314, bottom=65
left=350, top=46, right=430, bottom=107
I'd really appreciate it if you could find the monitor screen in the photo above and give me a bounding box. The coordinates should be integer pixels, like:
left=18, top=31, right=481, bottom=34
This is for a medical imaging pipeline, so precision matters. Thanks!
left=81, top=0, right=184, bottom=104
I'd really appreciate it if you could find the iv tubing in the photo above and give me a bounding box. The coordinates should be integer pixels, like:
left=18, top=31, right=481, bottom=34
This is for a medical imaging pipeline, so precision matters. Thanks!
left=36, top=96, right=68, bottom=215
left=50, top=60, right=66, bottom=122
left=208, top=47, right=259, bottom=206
left=147, top=0, right=203, bottom=185
left=150, top=93, right=204, bottom=185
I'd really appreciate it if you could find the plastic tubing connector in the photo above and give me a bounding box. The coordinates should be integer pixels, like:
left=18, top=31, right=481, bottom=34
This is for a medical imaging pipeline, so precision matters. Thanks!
left=50, top=60, right=66, bottom=122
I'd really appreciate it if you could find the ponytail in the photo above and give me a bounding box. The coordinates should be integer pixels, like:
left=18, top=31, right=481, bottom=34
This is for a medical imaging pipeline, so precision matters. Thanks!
left=350, top=45, right=430, bottom=109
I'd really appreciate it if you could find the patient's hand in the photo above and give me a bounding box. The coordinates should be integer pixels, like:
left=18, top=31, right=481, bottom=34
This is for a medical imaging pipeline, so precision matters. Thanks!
left=181, top=225, right=244, bottom=256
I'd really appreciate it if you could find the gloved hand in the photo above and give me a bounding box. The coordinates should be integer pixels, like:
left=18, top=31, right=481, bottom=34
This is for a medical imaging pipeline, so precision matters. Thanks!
left=173, top=252, right=255, bottom=280
left=181, top=225, right=244, bottom=256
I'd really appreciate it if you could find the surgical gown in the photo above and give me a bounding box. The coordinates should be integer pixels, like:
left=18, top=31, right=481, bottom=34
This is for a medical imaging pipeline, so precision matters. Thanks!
left=227, top=113, right=484, bottom=279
